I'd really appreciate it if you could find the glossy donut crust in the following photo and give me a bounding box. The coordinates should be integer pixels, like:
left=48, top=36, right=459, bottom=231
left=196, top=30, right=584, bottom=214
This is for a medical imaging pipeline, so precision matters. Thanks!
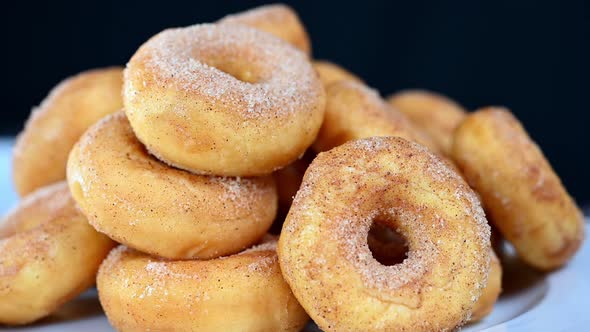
left=67, top=112, right=277, bottom=260
left=388, top=90, right=466, bottom=156
left=97, top=239, right=309, bottom=331
left=0, top=182, right=115, bottom=325
left=452, top=107, right=584, bottom=270
left=219, top=4, right=311, bottom=55
left=13, top=67, right=123, bottom=196
left=312, top=80, right=440, bottom=153
left=279, top=137, right=491, bottom=332
left=313, top=60, right=362, bottom=88
left=124, top=23, right=325, bottom=176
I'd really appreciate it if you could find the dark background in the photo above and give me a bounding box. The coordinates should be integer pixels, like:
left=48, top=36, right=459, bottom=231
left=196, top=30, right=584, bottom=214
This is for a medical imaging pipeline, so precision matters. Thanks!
left=11, top=0, right=590, bottom=206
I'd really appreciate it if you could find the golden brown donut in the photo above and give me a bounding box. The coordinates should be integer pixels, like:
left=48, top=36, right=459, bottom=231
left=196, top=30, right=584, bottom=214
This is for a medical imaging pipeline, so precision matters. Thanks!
left=312, top=80, right=440, bottom=153
left=313, top=60, right=362, bottom=87
left=470, top=249, right=502, bottom=322
left=13, top=67, right=123, bottom=196
left=219, top=4, right=311, bottom=55
left=0, top=182, right=115, bottom=325
left=452, top=107, right=585, bottom=270
left=274, top=149, right=316, bottom=214
left=388, top=90, right=466, bottom=155
left=124, top=23, right=325, bottom=176
left=365, top=227, right=502, bottom=323
left=279, top=137, right=491, bottom=331
left=67, top=112, right=277, bottom=260
left=97, top=238, right=309, bottom=331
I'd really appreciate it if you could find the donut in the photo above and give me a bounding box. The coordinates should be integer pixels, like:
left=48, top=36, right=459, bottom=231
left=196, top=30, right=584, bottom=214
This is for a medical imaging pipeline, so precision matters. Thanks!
left=0, top=182, right=115, bottom=325
left=219, top=4, right=311, bottom=55
left=365, top=226, right=501, bottom=323
left=97, top=238, right=309, bottom=331
left=470, top=249, right=502, bottom=322
left=388, top=90, right=466, bottom=155
left=13, top=67, right=123, bottom=196
left=312, top=80, right=440, bottom=153
left=313, top=60, right=362, bottom=87
left=279, top=137, right=491, bottom=331
left=452, top=107, right=585, bottom=270
left=124, top=23, right=325, bottom=176
left=67, top=112, right=277, bottom=260
left=274, top=149, right=316, bottom=214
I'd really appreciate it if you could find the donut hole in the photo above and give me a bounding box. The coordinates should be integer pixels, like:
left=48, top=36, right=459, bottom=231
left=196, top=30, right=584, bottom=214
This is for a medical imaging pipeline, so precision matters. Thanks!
left=367, top=220, right=408, bottom=266
left=205, top=59, right=264, bottom=84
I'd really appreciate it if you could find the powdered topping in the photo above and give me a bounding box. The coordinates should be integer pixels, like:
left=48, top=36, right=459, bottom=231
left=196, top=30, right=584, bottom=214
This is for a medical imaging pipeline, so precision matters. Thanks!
left=0, top=182, right=74, bottom=238
left=209, top=176, right=259, bottom=203
left=129, top=23, right=320, bottom=119
left=351, top=136, right=389, bottom=153
left=335, top=208, right=435, bottom=294
left=145, top=261, right=200, bottom=281
left=240, top=237, right=278, bottom=254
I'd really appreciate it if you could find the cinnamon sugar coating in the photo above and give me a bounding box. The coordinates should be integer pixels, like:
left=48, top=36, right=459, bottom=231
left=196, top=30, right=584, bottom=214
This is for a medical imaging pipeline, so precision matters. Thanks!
left=388, top=90, right=467, bottom=156
left=219, top=4, right=311, bottom=55
left=13, top=67, right=123, bottom=196
left=67, top=112, right=277, bottom=260
left=470, top=249, right=502, bottom=322
left=0, top=182, right=115, bottom=325
left=97, top=237, right=309, bottom=331
left=279, top=137, right=491, bottom=331
left=124, top=23, right=325, bottom=176
left=313, top=80, right=440, bottom=153
left=313, top=60, right=362, bottom=88
left=452, top=107, right=584, bottom=270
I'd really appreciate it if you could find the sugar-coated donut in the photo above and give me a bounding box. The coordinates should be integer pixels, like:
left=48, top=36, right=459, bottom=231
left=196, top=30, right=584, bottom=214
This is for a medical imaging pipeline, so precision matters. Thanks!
left=97, top=238, right=309, bottom=331
left=67, top=112, right=277, bottom=260
left=124, top=23, right=325, bottom=176
left=313, top=80, right=439, bottom=153
left=274, top=149, right=315, bottom=215
left=453, top=107, right=584, bottom=270
left=388, top=90, right=466, bottom=156
left=313, top=60, right=362, bottom=87
left=470, top=249, right=502, bottom=322
left=0, top=182, right=115, bottom=325
left=279, top=137, right=491, bottom=331
left=366, top=228, right=501, bottom=323
left=219, top=4, right=311, bottom=55
left=13, top=67, right=123, bottom=196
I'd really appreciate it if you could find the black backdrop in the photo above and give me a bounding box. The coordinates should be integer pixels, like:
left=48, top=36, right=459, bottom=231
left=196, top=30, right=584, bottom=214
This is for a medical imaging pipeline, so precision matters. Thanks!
left=12, top=0, right=590, bottom=205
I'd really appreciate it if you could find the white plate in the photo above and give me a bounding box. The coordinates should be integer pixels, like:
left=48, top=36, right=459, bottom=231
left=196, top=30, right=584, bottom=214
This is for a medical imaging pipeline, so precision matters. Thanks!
left=1, top=138, right=588, bottom=331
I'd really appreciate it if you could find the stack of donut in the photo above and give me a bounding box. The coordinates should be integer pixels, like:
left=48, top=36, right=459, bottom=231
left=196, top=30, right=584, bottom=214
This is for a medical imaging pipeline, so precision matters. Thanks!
left=1, top=3, right=584, bottom=331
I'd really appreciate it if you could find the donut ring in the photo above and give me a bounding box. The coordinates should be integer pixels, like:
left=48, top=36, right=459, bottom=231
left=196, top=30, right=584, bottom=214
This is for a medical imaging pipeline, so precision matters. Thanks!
left=452, top=107, right=584, bottom=270
left=0, top=182, right=115, bottom=325
left=219, top=4, right=311, bottom=55
left=313, top=60, right=362, bottom=88
left=312, top=80, right=439, bottom=153
left=97, top=238, right=309, bottom=331
left=387, top=90, right=466, bottom=156
left=279, top=137, right=491, bottom=331
left=13, top=67, right=123, bottom=196
left=124, top=23, right=325, bottom=176
left=67, top=112, right=277, bottom=260
left=470, top=249, right=502, bottom=322
left=365, top=226, right=501, bottom=322
left=274, top=149, right=315, bottom=215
